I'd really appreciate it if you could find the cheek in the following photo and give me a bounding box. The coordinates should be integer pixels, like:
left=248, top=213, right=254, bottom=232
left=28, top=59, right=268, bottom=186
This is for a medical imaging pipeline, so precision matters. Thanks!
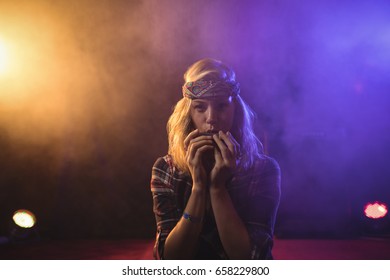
left=223, top=107, right=236, bottom=129
left=190, top=112, right=203, bottom=129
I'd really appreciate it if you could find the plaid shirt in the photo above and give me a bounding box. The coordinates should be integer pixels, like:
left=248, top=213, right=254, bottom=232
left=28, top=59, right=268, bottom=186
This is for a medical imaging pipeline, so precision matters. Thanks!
left=151, top=154, right=281, bottom=259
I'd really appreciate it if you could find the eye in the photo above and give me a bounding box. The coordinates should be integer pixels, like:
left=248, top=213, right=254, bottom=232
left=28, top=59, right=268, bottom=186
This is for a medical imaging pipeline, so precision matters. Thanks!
left=193, top=104, right=206, bottom=112
left=217, top=102, right=229, bottom=110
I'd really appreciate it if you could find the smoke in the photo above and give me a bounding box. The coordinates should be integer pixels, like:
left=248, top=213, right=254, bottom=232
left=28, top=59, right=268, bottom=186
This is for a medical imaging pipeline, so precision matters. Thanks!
left=0, top=0, right=389, bottom=238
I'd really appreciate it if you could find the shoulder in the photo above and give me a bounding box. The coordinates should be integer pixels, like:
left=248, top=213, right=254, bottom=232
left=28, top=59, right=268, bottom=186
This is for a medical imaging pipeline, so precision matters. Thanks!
left=233, top=154, right=280, bottom=185
left=242, top=155, right=281, bottom=198
left=232, top=154, right=281, bottom=198
left=152, top=155, right=176, bottom=181
left=253, top=154, right=281, bottom=175
left=249, top=155, right=281, bottom=191
left=151, top=155, right=190, bottom=191
left=152, top=155, right=174, bottom=172
left=151, top=156, right=174, bottom=192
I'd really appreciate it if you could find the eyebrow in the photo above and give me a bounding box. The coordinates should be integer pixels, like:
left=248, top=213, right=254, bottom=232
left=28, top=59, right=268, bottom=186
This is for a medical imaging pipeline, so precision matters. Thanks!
left=192, top=97, right=231, bottom=103
left=191, top=100, right=208, bottom=105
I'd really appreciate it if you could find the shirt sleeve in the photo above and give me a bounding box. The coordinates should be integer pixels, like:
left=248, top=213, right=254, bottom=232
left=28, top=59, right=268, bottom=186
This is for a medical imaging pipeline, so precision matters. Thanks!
left=235, top=156, right=281, bottom=259
left=150, top=157, right=181, bottom=259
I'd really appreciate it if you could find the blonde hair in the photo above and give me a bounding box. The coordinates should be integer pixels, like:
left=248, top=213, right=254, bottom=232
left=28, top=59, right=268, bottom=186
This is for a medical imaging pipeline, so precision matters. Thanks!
left=167, top=58, right=263, bottom=173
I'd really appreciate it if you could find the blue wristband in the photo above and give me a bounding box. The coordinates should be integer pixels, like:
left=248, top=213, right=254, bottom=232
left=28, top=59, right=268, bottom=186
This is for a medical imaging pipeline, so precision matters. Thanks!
left=182, top=212, right=202, bottom=223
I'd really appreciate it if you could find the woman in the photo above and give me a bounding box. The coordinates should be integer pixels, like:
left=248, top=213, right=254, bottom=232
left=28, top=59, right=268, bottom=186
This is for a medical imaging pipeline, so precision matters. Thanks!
left=151, top=58, right=281, bottom=259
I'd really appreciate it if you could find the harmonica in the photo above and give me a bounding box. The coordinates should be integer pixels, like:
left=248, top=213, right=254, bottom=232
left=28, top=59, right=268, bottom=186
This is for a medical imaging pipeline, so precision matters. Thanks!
left=199, top=132, right=217, bottom=137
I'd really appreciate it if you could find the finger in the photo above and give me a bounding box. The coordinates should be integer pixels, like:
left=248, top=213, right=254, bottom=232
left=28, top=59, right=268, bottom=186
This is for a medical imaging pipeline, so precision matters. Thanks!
left=214, top=147, right=223, bottom=164
left=190, top=145, right=214, bottom=167
left=187, top=139, right=215, bottom=161
left=227, top=131, right=240, bottom=147
left=218, top=131, right=236, bottom=155
left=213, top=133, right=233, bottom=161
left=184, top=129, right=200, bottom=150
left=227, top=131, right=241, bottom=156
left=196, top=145, right=214, bottom=155
left=217, top=131, right=241, bottom=159
left=190, top=134, right=214, bottom=145
left=184, top=130, right=214, bottom=150
left=189, top=139, right=214, bottom=151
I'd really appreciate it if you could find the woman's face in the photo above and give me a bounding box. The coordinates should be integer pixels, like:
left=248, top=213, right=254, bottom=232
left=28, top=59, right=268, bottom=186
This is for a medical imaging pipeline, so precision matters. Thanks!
left=190, top=96, right=235, bottom=133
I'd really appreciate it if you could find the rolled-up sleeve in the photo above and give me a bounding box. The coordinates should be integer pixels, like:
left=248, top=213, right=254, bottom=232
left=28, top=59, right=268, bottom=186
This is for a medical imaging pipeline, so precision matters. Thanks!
left=230, top=156, right=281, bottom=259
left=150, top=157, right=180, bottom=259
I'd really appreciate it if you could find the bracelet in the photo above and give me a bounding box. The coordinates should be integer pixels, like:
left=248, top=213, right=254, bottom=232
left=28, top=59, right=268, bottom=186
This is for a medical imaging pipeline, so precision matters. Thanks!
left=182, top=212, right=202, bottom=223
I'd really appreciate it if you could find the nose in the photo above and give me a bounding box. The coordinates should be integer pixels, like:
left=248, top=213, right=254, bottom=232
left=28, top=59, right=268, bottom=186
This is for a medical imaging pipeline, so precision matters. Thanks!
left=206, top=106, right=217, bottom=125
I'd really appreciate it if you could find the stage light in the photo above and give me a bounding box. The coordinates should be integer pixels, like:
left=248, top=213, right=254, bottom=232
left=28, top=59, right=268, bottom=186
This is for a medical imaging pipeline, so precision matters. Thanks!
left=8, top=209, right=39, bottom=243
left=0, top=38, right=8, bottom=75
left=361, top=201, right=390, bottom=237
left=12, top=209, right=36, bottom=229
left=364, top=202, right=388, bottom=219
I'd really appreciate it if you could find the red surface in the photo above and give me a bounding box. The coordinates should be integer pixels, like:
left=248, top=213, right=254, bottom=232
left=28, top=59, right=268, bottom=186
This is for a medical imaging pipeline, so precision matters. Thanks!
left=273, top=238, right=390, bottom=260
left=1, top=238, right=390, bottom=260
left=0, top=239, right=154, bottom=260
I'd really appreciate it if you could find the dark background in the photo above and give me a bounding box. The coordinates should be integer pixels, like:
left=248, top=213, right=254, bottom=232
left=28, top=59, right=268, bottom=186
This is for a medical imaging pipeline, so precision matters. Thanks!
left=0, top=0, right=389, bottom=240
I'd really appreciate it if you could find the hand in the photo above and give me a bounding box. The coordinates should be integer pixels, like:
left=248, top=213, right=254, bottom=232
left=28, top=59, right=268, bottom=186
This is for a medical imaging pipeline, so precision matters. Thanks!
left=210, top=131, right=241, bottom=189
left=184, top=129, right=215, bottom=190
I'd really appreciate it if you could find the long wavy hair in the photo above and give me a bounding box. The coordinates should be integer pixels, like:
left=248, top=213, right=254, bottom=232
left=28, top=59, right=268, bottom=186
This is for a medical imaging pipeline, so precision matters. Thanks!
left=167, top=58, right=263, bottom=173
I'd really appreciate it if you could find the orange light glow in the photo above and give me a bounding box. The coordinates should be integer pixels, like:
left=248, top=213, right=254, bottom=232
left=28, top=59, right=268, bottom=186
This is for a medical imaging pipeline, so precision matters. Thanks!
left=0, top=38, right=8, bottom=74
left=0, top=6, right=97, bottom=151
left=0, top=1, right=142, bottom=164
left=12, top=209, right=36, bottom=228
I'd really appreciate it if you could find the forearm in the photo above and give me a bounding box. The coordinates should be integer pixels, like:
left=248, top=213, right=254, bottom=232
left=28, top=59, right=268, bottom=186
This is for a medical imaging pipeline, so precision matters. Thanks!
left=163, top=187, right=206, bottom=259
left=210, top=186, right=251, bottom=259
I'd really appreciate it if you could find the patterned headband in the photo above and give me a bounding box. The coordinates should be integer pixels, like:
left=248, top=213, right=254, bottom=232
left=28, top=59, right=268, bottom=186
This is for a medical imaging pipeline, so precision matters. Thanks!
left=182, top=80, right=240, bottom=99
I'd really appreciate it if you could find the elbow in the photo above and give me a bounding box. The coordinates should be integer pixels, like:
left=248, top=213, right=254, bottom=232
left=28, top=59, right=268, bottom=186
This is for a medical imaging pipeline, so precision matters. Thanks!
left=225, top=235, right=252, bottom=259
